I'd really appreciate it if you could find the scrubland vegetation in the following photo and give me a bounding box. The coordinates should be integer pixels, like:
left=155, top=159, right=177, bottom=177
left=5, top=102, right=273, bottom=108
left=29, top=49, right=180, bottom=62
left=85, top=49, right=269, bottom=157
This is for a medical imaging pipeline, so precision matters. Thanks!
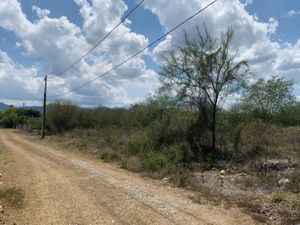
left=40, top=85, right=299, bottom=223
left=0, top=107, right=40, bottom=129
left=1, top=27, right=299, bottom=224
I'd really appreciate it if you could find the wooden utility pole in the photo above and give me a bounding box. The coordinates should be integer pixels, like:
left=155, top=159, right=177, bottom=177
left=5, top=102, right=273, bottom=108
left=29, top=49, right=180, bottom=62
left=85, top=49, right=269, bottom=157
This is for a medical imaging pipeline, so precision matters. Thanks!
left=41, top=75, right=47, bottom=139
left=23, top=102, right=25, bottom=130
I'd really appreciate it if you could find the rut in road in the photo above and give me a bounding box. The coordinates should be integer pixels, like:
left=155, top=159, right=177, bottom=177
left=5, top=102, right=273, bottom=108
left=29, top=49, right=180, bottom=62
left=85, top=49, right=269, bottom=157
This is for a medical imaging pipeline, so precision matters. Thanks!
left=0, top=130, right=260, bottom=225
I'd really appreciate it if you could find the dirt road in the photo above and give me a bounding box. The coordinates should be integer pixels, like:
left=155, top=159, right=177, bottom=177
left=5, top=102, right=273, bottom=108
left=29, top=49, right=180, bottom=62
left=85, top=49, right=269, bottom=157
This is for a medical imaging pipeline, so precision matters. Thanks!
left=0, top=129, right=260, bottom=225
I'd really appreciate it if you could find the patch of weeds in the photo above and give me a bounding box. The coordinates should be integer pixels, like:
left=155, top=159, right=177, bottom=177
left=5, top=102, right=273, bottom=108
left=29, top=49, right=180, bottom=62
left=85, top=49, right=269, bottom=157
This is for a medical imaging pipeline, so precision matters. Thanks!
left=99, top=150, right=121, bottom=162
left=290, top=194, right=300, bottom=210
left=0, top=186, right=25, bottom=209
left=120, top=156, right=142, bottom=172
left=162, top=142, right=194, bottom=166
left=206, top=154, right=217, bottom=169
left=140, top=151, right=168, bottom=173
left=277, top=202, right=300, bottom=225
left=238, top=176, right=257, bottom=189
left=286, top=176, right=300, bottom=194
left=178, top=174, right=189, bottom=187
left=265, top=171, right=278, bottom=183
left=237, top=199, right=267, bottom=224
left=257, top=171, right=279, bottom=189
left=75, top=140, right=89, bottom=149
left=192, top=184, right=268, bottom=224
left=169, top=167, right=197, bottom=188
left=271, top=190, right=286, bottom=203
left=126, top=132, right=149, bottom=155
left=190, top=187, right=219, bottom=206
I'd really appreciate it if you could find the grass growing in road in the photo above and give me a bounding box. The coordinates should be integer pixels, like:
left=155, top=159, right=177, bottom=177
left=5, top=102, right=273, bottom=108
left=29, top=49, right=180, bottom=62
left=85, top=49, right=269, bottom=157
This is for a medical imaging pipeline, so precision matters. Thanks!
left=0, top=186, right=25, bottom=209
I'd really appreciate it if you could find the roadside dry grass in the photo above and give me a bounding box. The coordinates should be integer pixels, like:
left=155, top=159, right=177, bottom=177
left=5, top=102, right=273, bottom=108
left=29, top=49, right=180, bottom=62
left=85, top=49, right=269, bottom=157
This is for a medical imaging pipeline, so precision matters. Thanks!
left=184, top=169, right=300, bottom=225
left=0, top=186, right=24, bottom=209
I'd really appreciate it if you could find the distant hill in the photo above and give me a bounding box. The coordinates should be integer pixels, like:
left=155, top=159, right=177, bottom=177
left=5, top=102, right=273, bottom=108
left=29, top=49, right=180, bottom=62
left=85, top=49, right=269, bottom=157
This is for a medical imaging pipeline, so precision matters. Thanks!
left=23, top=106, right=43, bottom=112
left=0, top=103, right=43, bottom=112
left=96, top=105, right=110, bottom=110
left=95, top=105, right=129, bottom=110
left=0, top=103, right=10, bottom=112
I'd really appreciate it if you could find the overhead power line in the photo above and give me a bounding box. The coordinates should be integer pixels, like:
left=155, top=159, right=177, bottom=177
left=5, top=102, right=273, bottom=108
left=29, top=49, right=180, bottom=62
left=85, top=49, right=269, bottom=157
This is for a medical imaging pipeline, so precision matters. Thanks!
left=30, top=83, right=44, bottom=103
left=49, top=0, right=219, bottom=98
left=19, top=78, right=44, bottom=107
left=53, top=0, right=145, bottom=78
left=14, top=0, right=144, bottom=108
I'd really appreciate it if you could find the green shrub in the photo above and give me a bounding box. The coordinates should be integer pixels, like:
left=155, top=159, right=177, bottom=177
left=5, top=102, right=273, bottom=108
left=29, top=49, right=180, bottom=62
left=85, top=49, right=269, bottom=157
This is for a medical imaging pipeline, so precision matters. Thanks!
left=140, top=151, right=168, bottom=172
left=271, top=190, right=285, bottom=203
left=0, top=107, right=18, bottom=128
left=163, top=142, right=194, bottom=165
left=290, top=194, right=300, bottom=209
left=28, top=117, right=41, bottom=130
left=47, top=101, right=80, bottom=132
left=127, top=132, right=150, bottom=154
left=179, top=173, right=189, bottom=187
left=286, top=175, right=300, bottom=194
left=99, top=149, right=121, bottom=162
left=120, top=156, right=142, bottom=172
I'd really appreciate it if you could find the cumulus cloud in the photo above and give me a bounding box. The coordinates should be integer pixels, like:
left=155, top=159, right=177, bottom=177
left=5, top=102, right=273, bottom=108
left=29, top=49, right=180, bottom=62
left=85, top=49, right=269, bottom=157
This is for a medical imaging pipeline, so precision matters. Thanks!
left=32, top=5, right=50, bottom=18
left=0, top=0, right=300, bottom=107
left=0, top=50, right=42, bottom=103
left=146, top=0, right=300, bottom=95
left=242, top=0, right=253, bottom=6
left=286, top=10, right=300, bottom=18
left=267, top=18, right=279, bottom=34
left=0, top=0, right=157, bottom=107
left=146, top=0, right=275, bottom=61
left=0, top=0, right=88, bottom=73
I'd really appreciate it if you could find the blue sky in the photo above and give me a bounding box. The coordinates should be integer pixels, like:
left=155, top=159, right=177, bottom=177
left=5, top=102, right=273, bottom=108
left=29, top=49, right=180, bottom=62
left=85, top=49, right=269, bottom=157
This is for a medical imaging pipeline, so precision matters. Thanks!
left=0, top=0, right=300, bottom=107
left=246, top=0, right=300, bottom=43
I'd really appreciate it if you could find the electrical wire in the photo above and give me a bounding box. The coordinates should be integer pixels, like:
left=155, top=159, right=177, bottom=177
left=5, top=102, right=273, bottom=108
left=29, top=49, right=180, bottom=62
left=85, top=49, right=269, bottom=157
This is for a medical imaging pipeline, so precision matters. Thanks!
left=27, top=83, right=44, bottom=107
left=16, top=0, right=146, bottom=106
left=53, top=0, right=145, bottom=78
left=49, top=0, right=219, bottom=98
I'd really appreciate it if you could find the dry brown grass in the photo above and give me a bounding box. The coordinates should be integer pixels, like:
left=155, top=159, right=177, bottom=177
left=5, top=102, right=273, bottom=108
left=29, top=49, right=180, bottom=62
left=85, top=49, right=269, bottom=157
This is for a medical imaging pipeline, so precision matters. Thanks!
left=0, top=186, right=25, bottom=209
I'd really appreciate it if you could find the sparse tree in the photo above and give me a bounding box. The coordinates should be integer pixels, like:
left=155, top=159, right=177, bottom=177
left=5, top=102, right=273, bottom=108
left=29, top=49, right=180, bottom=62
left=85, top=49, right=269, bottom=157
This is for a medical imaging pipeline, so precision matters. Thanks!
left=160, top=26, right=248, bottom=155
left=242, top=76, right=295, bottom=120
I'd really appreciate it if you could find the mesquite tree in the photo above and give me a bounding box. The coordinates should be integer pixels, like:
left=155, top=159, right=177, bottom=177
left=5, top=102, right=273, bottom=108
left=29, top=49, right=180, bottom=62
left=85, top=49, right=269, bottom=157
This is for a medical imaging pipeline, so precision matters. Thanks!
left=242, top=76, right=295, bottom=120
left=160, top=26, right=248, bottom=155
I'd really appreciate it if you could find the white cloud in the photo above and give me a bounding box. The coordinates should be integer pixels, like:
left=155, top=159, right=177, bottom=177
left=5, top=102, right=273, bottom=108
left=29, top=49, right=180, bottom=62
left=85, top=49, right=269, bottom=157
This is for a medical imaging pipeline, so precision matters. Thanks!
left=0, top=0, right=300, bottom=107
left=74, top=0, right=127, bottom=45
left=0, top=50, right=43, bottom=103
left=242, top=0, right=253, bottom=6
left=0, top=0, right=88, bottom=73
left=32, top=5, right=50, bottom=18
left=0, top=0, right=31, bottom=35
left=0, top=0, right=158, bottom=107
left=267, top=18, right=279, bottom=34
left=286, top=10, right=300, bottom=17
left=146, top=0, right=300, bottom=97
